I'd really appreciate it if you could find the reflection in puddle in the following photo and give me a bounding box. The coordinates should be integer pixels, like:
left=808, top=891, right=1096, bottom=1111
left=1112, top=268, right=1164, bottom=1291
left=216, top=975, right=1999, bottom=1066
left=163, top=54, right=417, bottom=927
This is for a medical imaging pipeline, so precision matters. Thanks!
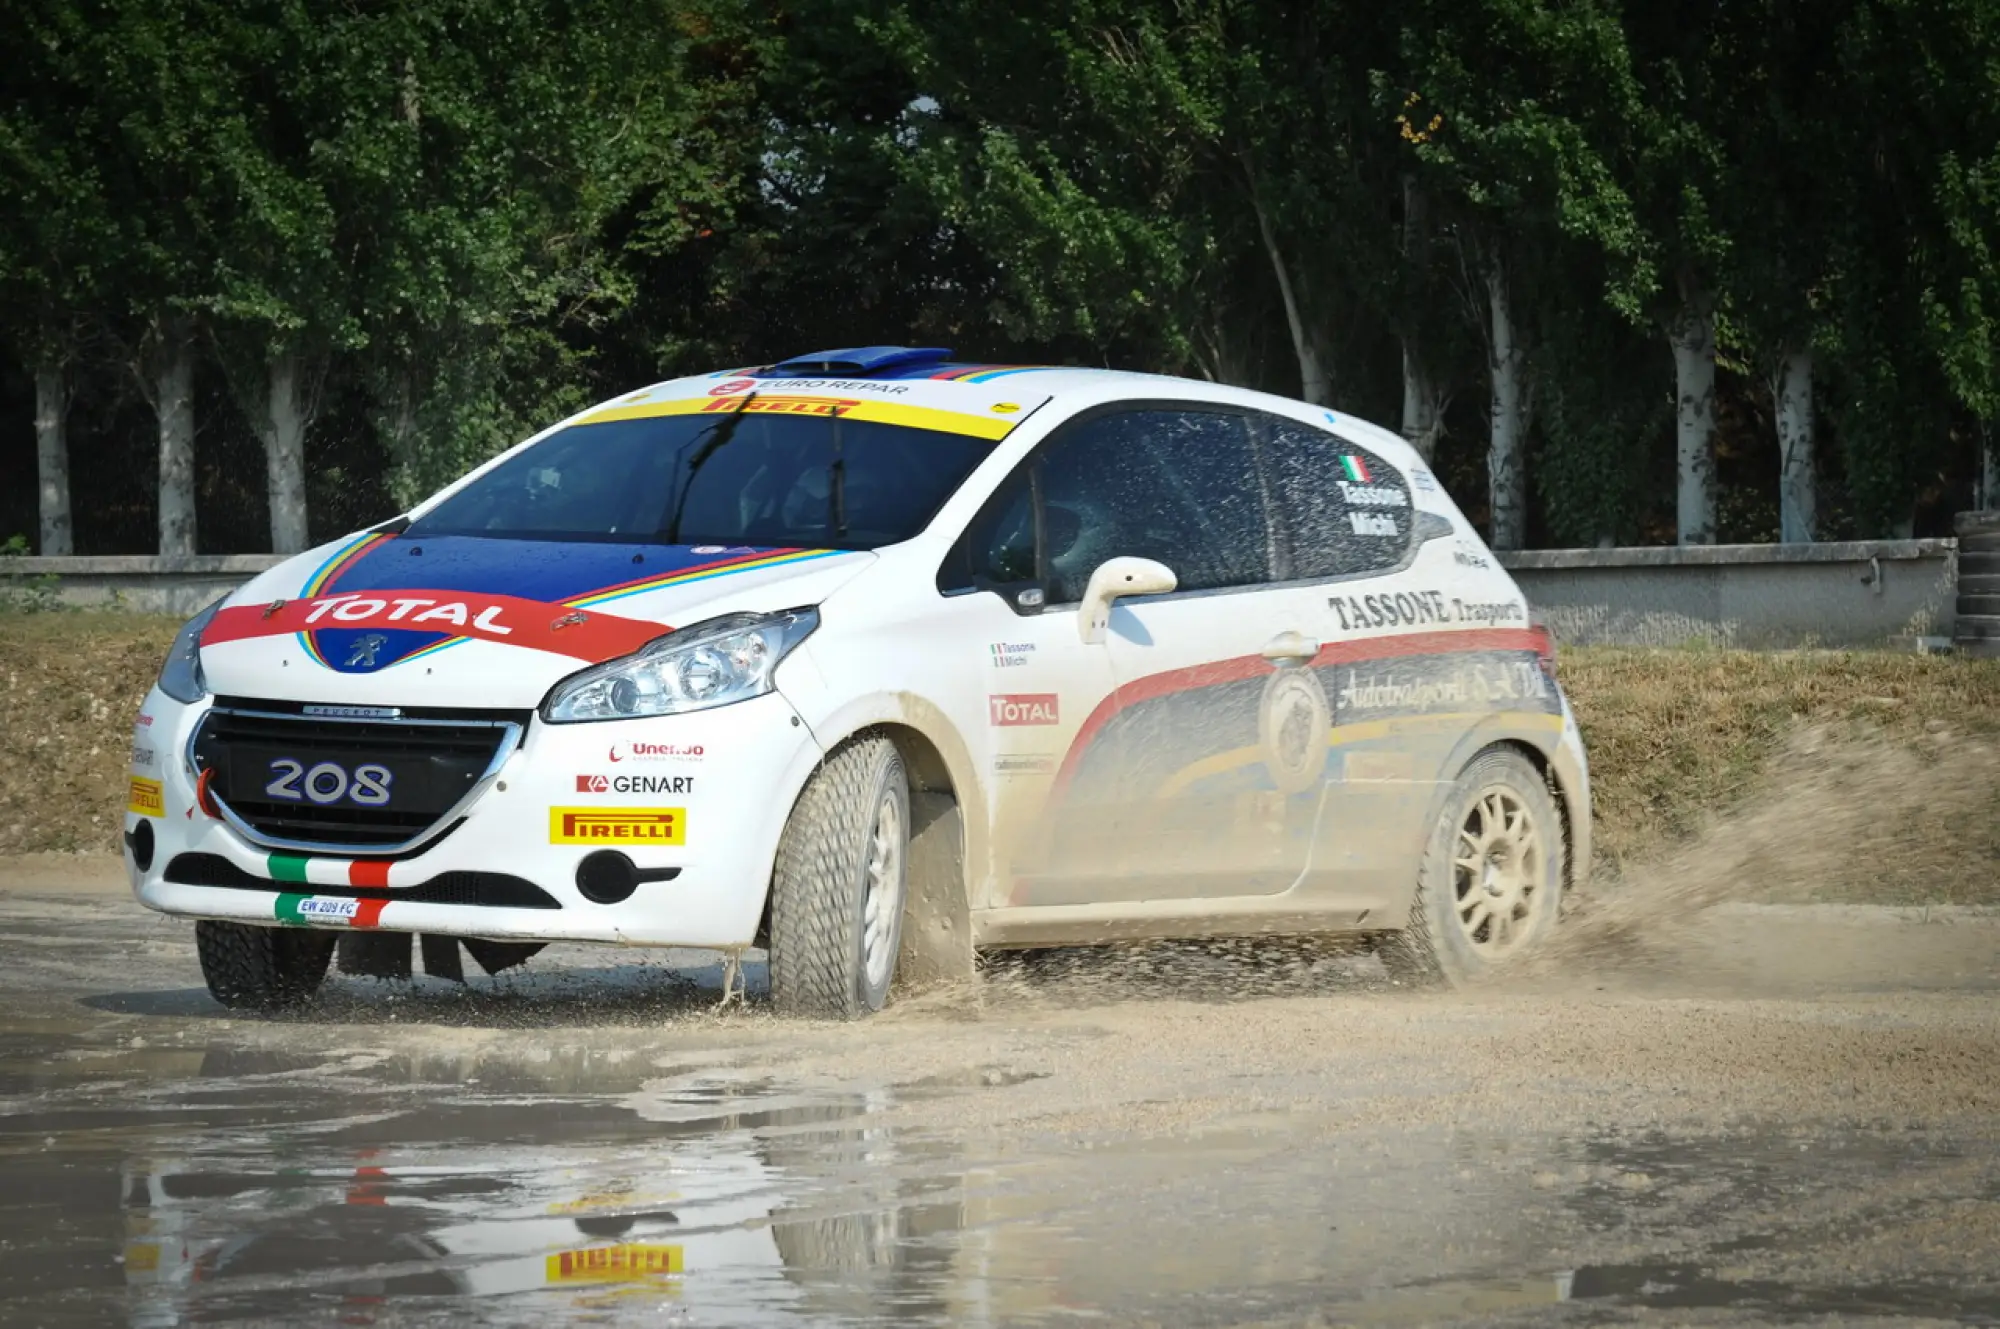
left=110, top=1077, right=966, bottom=1326
left=1568, top=1260, right=2000, bottom=1319
left=6, top=1032, right=1999, bottom=1327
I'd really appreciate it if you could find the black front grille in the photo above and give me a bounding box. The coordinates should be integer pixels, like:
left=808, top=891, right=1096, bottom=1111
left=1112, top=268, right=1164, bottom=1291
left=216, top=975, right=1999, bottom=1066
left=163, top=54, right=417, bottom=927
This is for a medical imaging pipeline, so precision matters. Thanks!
left=164, top=853, right=561, bottom=909
left=192, top=703, right=525, bottom=852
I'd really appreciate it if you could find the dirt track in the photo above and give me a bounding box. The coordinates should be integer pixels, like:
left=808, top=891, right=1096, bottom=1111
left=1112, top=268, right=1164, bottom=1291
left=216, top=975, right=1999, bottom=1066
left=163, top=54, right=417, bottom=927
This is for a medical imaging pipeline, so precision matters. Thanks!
left=1, top=850, right=1998, bottom=1327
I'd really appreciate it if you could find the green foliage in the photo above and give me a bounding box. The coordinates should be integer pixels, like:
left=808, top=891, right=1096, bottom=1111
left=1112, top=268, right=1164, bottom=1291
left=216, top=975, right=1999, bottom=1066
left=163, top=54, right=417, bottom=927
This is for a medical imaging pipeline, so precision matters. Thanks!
left=2, top=0, right=1998, bottom=548
left=1534, top=300, right=1671, bottom=545
left=0, top=533, right=66, bottom=611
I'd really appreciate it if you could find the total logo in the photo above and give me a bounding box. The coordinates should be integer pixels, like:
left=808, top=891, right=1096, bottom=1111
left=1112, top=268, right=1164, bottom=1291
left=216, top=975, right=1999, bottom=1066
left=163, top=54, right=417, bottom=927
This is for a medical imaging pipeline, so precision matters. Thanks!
left=607, top=741, right=705, bottom=763
left=989, top=694, right=1060, bottom=726
left=576, top=773, right=695, bottom=795
left=302, top=593, right=514, bottom=634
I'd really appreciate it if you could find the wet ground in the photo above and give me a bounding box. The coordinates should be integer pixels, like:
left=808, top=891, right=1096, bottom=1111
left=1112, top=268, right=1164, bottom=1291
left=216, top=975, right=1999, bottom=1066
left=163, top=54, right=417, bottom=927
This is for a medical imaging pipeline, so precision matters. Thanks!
left=2, top=859, right=1999, bottom=1327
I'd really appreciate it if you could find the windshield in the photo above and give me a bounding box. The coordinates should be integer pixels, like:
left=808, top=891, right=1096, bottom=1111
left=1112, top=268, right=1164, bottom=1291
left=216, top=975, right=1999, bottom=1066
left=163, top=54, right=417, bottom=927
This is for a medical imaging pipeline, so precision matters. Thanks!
left=407, top=408, right=995, bottom=548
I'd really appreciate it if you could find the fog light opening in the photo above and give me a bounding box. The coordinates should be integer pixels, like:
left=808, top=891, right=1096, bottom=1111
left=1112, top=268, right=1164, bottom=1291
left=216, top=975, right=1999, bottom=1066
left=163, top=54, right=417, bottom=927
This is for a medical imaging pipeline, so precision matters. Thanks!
left=575, top=851, right=681, bottom=904
left=126, top=819, right=156, bottom=873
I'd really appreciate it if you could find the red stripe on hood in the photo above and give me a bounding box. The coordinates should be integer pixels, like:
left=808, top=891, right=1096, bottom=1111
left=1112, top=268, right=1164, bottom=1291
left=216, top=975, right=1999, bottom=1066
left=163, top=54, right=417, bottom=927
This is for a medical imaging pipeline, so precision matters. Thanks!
left=203, top=590, right=668, bottom=663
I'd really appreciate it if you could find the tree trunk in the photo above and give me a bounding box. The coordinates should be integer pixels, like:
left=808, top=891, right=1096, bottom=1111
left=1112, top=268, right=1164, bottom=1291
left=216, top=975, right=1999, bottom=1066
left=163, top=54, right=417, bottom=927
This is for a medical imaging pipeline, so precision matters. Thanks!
left=1981, top=419, right=1996, bottom=511
left=33, top=363, right=73, bottom=556
left=261, top=353, right=311, bottom=553
left=156, top=322, right=197, bottom=557
left=1253, top=194, right=1331, bottom=406
left=1400, top=343, right=1444, bottom=464
left=1774, top=348, right=1816, bottom=543
left=1485, top=257, right=1528, bottom=551
left=1669, top=294, right=1717, bottom=546
left=1398, top=175, right=1444, bottom=463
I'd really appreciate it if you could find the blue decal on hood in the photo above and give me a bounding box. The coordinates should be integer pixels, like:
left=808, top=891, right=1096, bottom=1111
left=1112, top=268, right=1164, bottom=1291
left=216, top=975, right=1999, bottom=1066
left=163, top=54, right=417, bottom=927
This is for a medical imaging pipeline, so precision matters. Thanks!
left=303, top=536, right=824, bottom=672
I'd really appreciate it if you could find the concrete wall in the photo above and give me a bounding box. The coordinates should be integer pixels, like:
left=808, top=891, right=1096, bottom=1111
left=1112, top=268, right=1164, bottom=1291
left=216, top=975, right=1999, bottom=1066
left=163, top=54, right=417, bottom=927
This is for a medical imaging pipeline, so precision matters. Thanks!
left=0, top=555, right=285, bottom=618
left=1499, top=540, right=1956, bottom=648
left=0, top=540, right=1961, bottom=648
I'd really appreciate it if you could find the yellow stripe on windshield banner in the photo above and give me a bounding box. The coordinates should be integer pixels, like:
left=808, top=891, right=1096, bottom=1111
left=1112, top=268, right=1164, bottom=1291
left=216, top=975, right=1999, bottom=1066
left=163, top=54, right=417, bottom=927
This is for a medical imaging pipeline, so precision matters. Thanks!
left=577, top=393, right=1022, bottom=440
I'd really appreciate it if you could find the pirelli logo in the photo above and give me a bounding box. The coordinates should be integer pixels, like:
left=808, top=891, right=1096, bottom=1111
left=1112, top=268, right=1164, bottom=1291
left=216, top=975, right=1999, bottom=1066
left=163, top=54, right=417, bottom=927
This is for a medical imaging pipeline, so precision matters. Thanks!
left=701, top=394, right=860, bottom=418
left=127, top=776, right=165, bottom=818
left=545, top=1243, right=685, bottom=1284
left=549, top=807, right=686, bottom=846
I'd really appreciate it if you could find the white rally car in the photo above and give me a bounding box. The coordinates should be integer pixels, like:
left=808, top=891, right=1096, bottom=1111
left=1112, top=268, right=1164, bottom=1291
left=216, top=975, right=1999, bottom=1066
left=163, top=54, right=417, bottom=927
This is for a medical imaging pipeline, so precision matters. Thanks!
left=126, top=346, right=1592, bottom=1016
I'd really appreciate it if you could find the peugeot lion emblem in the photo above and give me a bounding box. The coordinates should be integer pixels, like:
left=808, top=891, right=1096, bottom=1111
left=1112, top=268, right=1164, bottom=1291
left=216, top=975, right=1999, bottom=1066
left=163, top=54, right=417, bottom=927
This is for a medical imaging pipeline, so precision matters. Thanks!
left=345, top=633, right=389, bottom=668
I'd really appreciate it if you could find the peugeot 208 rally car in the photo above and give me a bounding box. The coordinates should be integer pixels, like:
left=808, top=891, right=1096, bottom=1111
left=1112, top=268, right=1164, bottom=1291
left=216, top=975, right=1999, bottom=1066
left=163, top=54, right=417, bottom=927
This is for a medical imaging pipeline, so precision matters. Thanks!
left=127, top=345, right=1592, bottom=1017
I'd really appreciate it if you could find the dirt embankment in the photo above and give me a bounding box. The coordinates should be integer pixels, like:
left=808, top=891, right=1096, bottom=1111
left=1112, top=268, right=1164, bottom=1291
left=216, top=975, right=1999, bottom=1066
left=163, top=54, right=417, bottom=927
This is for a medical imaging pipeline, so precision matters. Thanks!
left=0, top=612, right=183, bottom=855
left=3, top=613, right=1998, bottom=903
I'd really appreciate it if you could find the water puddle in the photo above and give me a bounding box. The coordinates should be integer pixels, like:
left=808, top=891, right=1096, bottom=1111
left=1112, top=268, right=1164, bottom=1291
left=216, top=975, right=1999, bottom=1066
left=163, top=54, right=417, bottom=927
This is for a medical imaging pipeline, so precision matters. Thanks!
left=3, top=1030, right=1997, bottom=1326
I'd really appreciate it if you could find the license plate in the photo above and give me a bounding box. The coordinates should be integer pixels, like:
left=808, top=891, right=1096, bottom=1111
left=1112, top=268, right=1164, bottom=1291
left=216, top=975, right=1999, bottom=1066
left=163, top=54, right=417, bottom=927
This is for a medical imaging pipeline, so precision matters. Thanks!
left=225, top=748, right=478, bottom=810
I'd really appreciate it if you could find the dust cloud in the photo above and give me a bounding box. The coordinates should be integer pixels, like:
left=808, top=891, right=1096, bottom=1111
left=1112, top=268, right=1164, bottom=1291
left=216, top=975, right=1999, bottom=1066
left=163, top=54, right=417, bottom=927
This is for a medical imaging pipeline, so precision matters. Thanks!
left=1533, top=725, right=2000, bottom=984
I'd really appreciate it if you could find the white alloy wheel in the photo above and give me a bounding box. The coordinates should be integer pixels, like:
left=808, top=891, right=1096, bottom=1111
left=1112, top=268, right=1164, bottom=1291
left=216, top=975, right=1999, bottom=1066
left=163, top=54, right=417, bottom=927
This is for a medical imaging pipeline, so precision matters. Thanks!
left=1378, top=747, right=1565, bottom=987
left=861, top=792, right=906, bottom=991
left=1450, top=787, right=1544, bottom=955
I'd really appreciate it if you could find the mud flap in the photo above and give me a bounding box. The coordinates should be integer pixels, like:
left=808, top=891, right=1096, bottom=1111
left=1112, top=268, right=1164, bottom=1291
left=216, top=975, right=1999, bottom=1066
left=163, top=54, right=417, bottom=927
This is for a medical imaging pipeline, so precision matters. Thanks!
left=419, top=934, right=465, bottom=983
left=460, top=938, right=546, bottom=975
left=336, top=933, right=545, bottom=980
left=337, top=931, right=410, bottom=980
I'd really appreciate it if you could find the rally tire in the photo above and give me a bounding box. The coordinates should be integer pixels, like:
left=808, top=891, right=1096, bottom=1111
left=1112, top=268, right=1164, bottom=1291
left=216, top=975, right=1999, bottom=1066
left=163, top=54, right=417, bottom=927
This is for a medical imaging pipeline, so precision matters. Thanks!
left=768, top=735, right=910, bottom=1019
left=195, top=921, right=337, bottom=1011
left=1378, top=747, right=1564, bottom=988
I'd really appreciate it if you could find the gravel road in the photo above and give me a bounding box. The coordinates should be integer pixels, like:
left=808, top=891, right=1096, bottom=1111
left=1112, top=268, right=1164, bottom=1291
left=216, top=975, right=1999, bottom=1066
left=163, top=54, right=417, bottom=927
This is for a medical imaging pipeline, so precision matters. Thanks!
left=2, top=855, right=1997, bottom=1327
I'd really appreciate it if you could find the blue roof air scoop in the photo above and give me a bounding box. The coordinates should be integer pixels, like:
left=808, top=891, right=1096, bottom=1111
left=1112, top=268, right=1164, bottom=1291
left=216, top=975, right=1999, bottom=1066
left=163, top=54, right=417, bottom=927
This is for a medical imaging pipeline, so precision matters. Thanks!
left=765, top=346, right=954, bottom=377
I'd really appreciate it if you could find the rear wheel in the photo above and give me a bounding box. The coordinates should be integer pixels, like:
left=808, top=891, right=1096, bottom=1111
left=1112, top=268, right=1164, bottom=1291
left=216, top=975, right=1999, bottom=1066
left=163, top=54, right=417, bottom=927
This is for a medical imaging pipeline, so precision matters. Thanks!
left=1379, top=748, right=1564, bottom=987
left=768, top=735, right=910, bottom=1019
left=195, top=921, right=337, bottom=1011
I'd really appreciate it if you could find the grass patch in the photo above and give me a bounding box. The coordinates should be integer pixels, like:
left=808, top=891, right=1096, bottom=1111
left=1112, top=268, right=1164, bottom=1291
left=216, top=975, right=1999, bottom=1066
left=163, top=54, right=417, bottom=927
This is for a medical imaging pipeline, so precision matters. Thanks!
left=2, top=615, right=1997, bottom=903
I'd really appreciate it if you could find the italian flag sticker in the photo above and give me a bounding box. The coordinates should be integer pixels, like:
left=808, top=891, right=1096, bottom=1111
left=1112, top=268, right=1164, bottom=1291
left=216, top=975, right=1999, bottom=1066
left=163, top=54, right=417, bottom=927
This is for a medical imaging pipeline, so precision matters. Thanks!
left=1339, top=454, right=1372, bottom=482
left=266, top=854, right=395, bottom=888
left=275, top=894, right=388, bottom=928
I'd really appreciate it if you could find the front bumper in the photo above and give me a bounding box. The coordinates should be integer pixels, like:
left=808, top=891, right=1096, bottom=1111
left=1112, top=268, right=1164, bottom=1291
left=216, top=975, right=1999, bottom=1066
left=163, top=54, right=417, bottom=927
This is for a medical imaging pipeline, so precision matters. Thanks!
left=126, top=689, right=826, bottom=948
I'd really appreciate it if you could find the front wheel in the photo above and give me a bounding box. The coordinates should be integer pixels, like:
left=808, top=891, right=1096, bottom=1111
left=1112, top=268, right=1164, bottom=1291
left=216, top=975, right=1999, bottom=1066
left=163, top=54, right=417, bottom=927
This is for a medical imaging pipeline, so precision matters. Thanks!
left=195, top=921, right=337, bottom=1011
left=768, top=735, right=910, bottom=1019
left=1379, top=747, right=1565, bottom=987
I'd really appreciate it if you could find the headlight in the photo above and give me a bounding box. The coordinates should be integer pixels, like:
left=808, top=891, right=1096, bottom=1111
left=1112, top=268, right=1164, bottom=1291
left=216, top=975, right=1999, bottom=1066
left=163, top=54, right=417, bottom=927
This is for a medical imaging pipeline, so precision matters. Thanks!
left=157, top=598, right=225, bottom=704
left=541, top=608, right=819, bottom=723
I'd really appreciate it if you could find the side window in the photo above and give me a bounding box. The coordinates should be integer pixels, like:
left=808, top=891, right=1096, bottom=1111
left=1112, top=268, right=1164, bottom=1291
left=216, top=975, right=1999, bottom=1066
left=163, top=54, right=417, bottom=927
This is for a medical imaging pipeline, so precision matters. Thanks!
left=966, top=476, right=1036, bottom=585
left=1037, top=409, right=1274, bottom=603
left=1260, top=417, right=1413, bottom=579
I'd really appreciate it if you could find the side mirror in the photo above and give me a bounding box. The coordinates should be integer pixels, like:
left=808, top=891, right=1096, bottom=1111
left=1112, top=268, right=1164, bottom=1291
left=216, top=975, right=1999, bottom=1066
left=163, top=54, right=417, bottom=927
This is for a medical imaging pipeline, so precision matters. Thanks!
left=1079, top=557, right=1177, bottom=644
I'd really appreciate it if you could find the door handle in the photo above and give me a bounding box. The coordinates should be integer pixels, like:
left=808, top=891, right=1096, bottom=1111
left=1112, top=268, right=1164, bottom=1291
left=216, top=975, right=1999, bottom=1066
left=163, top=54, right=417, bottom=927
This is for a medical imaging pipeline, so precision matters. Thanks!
left=1261, top=631, right=1319, bottom=666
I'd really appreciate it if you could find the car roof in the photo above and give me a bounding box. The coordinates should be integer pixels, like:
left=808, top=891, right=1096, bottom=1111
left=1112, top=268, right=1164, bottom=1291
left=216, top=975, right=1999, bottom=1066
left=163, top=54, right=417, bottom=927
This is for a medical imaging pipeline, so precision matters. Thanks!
left=600, top=346, right=1420, bottom=463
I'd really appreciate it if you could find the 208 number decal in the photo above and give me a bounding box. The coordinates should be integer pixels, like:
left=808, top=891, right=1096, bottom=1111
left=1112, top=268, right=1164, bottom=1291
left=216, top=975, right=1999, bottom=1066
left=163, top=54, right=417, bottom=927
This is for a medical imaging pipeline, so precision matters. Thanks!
left=265, top=759, right=394, bottom=806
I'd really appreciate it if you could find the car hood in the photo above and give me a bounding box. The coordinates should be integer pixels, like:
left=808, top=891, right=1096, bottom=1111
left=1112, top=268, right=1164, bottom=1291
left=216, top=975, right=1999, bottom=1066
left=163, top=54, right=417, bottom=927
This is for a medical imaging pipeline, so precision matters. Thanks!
left=197, top=533, right=874, bottom=708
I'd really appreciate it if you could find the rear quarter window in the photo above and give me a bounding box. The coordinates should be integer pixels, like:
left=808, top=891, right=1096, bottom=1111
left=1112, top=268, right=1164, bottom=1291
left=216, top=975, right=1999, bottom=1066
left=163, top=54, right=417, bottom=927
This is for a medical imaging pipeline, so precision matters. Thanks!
left=1259, top=417, right=1413, bottom=579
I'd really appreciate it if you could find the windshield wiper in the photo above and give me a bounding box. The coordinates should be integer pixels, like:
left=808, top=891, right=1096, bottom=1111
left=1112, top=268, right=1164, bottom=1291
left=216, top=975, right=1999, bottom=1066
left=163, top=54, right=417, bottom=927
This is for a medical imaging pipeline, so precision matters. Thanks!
left=829, top=414, right=847, bottom=540
left=662, top=391, right=758, bottom=544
